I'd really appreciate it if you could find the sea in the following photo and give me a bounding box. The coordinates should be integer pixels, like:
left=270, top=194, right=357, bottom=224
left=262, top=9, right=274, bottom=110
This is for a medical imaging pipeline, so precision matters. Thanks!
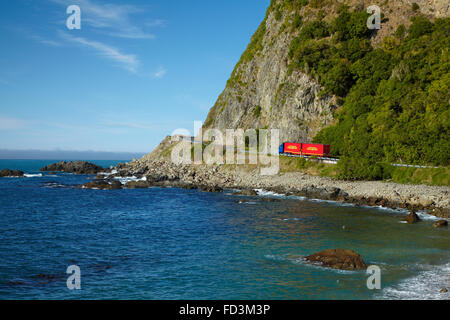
left=0, top=159, right=448, bottom=300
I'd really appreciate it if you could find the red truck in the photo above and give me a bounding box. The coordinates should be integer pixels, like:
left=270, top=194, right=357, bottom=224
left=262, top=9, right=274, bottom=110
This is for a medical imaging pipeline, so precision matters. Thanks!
left=279, top=143, right=331, bottom=157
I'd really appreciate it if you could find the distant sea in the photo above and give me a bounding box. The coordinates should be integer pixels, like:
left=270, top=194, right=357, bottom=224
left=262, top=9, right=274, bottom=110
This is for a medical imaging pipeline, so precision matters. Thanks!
left=0, top=159, right=449, bottom=300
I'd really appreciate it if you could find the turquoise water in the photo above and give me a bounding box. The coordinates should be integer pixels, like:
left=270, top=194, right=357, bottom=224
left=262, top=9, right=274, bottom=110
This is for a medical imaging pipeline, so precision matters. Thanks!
left=0, top=160, right=449, bottom=300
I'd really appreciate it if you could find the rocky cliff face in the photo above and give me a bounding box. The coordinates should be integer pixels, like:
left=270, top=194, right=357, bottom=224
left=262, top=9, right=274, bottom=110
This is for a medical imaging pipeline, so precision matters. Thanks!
left=203, top=0, right=448, bottom=143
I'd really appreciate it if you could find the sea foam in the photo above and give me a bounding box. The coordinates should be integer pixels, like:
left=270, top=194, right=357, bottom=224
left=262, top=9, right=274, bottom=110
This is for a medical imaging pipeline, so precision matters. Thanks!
left=379, top=262, right=450, bottom=300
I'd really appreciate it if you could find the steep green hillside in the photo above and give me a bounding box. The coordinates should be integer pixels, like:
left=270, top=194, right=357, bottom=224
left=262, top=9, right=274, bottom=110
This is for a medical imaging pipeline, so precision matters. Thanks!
left=202, top=0, right=449, bottom=181
left=309, top=13, right=449, bottom=179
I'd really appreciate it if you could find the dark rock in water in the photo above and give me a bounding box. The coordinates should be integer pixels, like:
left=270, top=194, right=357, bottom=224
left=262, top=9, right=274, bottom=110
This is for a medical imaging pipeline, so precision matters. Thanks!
left=30, top=273, right=63, bottom=284
left=0, top=169, right=24, bottom=177
left=80, top=180, right=123, bottom=190
left=4, top=280, right=26, bottom=286
left=109, top=181, right=123, bottom=190
left=405, top=211, right=421, bottom=224
left=200, top=185, right=223, bottom=193
left=305, top=249, right=367, bottom=270
left=170, top=181, right=197, bottom=190
left=124, top=181, right=151, bottom=189
left=40, top=161, right=104, bottom=174
left=260, top=198, right=282, bottom=203
left=440, top=288, right=448, bottom=293
left=233, top=189, right=258, bottom=196
left=433, top=220, right=448, bottom=228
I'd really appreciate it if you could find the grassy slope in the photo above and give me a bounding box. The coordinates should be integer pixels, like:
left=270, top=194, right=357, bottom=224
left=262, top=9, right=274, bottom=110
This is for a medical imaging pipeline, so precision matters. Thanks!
left=280, top=156, right=449, bottom=186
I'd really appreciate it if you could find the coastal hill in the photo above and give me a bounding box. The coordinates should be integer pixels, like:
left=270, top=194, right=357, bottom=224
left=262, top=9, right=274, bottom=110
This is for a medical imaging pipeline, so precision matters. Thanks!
left=115, top=0, right=449, bottom=211
left=202, top=0, right=449, bottom=179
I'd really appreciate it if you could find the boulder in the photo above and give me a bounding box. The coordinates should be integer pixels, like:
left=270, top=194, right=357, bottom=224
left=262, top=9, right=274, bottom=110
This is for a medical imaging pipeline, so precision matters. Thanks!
left=80, top=180, right=122, bottom=190
left=433, top=220, right=448, bottom=228
left=0, top=169, right=24, bottom=177
left=200, top=185, right=223, bottom=193
left=305, top=249, right=367, bottom=270
left=404, top=211, right=421, bottom=224
left=109, top=181, right=123, bottom=190
left=174, top=182, right=197, bottom=190
left=40, top=161, right=104, bottom=174
left=440, top=288, right=448, bottom=293
left=124, top=181, right=151, bottom=189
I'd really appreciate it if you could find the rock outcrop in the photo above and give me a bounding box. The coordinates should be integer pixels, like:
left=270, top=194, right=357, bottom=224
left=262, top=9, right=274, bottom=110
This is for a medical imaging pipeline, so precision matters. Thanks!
left=433, top=220, right=448, bottom=228
left=80, top=180, right=122, bottom=190
left=305, top=249, right=367, bottom=270
left=40, top=161, right=104, bottom=174
left=405, top=211, right=421, bottom=224
left=200, top=185, right=223, bottom=193
left=0, top=169, right=24, bottom=177
left=203, top=0, right=448, bottom=143
left=124, top=181, right=151, bottom=189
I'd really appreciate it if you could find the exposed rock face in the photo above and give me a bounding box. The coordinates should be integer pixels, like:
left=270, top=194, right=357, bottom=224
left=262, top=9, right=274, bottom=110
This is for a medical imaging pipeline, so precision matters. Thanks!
left=203, top=5, right=335, bottom=143
left=433, top=220, right=448, bottom=228
left=40, top=161, right=104, bottom=174
left=0, top=169, right=24, bottom=177
left=202, top=0, right=448, bottom=143
left=305, top=249, right=367, bottom=270
left=405, top=211, right=421, bottom=224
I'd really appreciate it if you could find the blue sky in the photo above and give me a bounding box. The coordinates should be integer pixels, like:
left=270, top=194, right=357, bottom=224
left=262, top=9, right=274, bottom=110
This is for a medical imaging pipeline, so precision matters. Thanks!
left=0, top=0, right=269, bottom=153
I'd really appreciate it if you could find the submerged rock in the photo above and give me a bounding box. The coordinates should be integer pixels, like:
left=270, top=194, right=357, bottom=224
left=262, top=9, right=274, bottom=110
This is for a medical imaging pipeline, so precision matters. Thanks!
left=305, top=249, right=367, bottom=270
left=40, top=161, right=104, bottom=174
left=80, top=180, right=122, bottom=190
left=0, top=169, right=24, bottom=177
left=404, top=211, right=421, bottom=224
left=433, top=220, right=448, bottom=228
left=124, top=181, right=151, bottom=189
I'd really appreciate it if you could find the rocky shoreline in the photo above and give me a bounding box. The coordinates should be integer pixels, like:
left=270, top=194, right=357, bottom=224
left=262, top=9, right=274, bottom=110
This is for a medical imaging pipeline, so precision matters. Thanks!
left=83, top=156, right=450, bottom=219
left=40, top=161, right=105, bottom=175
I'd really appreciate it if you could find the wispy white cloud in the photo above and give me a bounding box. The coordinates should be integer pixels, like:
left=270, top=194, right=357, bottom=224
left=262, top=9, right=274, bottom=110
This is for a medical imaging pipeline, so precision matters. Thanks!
left=50, top=0, right=162, bottom=39
left=152, top=67, right=167, bottom=79
left=145, top=19, right=166, bottom=28
left=59, top=31, right=139, bottom=73
left=104, top=121, right=154, bottom=129
left=30, top=34, right=62, bottom=47
left=0, top=115, right=27, bottom=130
